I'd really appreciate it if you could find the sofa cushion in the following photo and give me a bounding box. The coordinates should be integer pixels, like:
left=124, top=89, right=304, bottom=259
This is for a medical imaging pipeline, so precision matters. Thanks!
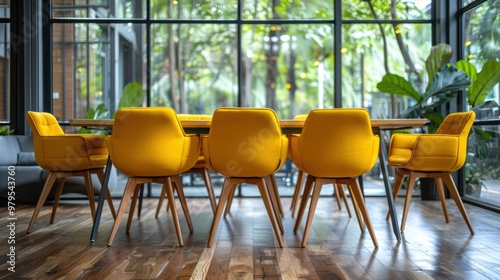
left=16, top=135, right=35, bottom=152
left=17, top=152, right=37, bottom=166
left=0, top=136, right=21, bottom=165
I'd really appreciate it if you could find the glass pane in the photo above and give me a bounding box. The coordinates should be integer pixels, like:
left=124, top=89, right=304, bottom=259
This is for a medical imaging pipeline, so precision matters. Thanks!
left=463, top=0, right=500, bottom=118
left=343, top=0, right=431, bottom=20
left=0, top=2, right=9, bottom=18
left=343, top=23, right=432, bottom=118
left=150, top=24, right=238, bottom=113
left=466, top=124, right=500, bottom=203
left=0, top=23, right=8, bottom=122
left=241, top=24, right=334, bottom=119
left=152, top=0, right=237, bottom=19
left=243, top=0, right=333, bottom=20
left=52, top=23, right=146, bottom=122
left=53, top=0, right=145, bottom=19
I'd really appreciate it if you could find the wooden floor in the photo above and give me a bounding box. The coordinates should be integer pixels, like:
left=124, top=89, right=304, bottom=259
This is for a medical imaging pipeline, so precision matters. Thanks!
left=2, top=195, right=500, bottom=279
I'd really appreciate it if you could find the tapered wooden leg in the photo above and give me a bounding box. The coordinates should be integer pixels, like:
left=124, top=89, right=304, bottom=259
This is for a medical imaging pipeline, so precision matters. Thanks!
left=291, top=170, right=305, bottom=217
left=108, top=178, right=137, bottom=246
left=435, top=177, right=449, bottom=223
left=333, top=184, right=342, bottom=210
left=346, top=183, right=365, bottom=232
left=401, top=172, right=417, bottom=233
left=256, top=178, right=283, bottom=248
left=337, top=184, right=352, bottom=217
left=164, top=177, right=184, bottom=246
left=27, top=172, right=58, bottom=233
left=442, top=173, right=474, bottom=234
left=224, top=184, right=237, bottom=216
left=269, top=174, right=284, bottom=217
left=156, top=181, right=168, bottom=218
left=265, top=175, right=284, bottom=234
left=83, top=171, right=96, bottom=222
left=96, top=169, right=116, bottom=219
left=208, top=179, right=233, bottom=247
left=126, top=186, right=141, bottom=232
left=201, top=168, right=217, bottom=214
left=294, top=175, right=315, bottom=233
left=300, top=178, right=324, bottom=247
left=172, top=175, right=193, bottom=232
left=386, top=170, right=405, bottom=220
left=348, top=179, right=378, bottom=247
left=50, top=178, right=66, bottom=224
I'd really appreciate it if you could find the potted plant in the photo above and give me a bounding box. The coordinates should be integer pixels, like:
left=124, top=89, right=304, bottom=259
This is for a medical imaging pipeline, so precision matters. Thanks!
left=0, top=125, right=14, bottom=135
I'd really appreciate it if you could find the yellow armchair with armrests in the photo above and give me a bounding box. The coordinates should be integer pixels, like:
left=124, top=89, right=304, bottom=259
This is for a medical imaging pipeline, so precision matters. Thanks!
left=25, top=111, right=116, bottom=233
left=106, top=107, right=200, bottom=246
left=203, top=107, right=288, bottom=248
left=289, top=108, right=379, bottom=247
left=387, top=111, right=476, bottom=234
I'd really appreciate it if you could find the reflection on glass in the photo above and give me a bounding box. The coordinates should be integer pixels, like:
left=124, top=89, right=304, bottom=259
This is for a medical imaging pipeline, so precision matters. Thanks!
left=466, top=124, right=500, bottom=203
left=152, top=0, right=237, bottom=19
left=53, top=0, right=145, bottom=19
left=0, top=22, right=8, bottom=121
left=52, top=23, right=146, bottom=121
left=242, top=24, right=334, bottom=119
left=243, top=0, right=333, bottom=20
left=343, top=0, right=431, bottom=20
left=463, top=1, right=500, bottom=120
left=150, top=24, right=237, bottom=113
left=342, top=23, right=431, bottom=118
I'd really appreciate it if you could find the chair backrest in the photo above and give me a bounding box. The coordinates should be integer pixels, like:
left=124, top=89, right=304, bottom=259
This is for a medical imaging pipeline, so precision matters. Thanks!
left=109, top=107, right=200, bottom=177
left=205, top=107, right=288, bottom=178
left=26, top=111, right=67, bottom=170
left=295, top=108, right=379, bottom=178
left=435, top=111, right=476, bottom=171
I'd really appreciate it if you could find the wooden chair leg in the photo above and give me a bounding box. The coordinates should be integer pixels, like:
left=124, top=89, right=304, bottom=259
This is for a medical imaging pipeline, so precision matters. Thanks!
left=107, top=178, right=137, bottom=246
left=291, top=170, right=305, bottom=217
left=164, top=177, right=185, bottom=246
left=442, top=173, right=474, bottom=234
left=300, top=177, right=324, bottom=247
left=27, top=172, right=58, bottom=233
left=156, top=181, right=168, bottom=218
left=201, top=168, right=217, bottom=214
left=294, top=175, right=315, bottom=233
left=256, top=178, right=283, bottom=248
left=337, top=184, right=352, bottom=217
left=346, top=184, right=365, bottom=232
left=207, top=179, right=234, bottom=247
left=333, top=184, right=342, bottom=210
left=96, top=169, right=116, bottom=219
left=172, top=175, right=193, bottom=232
left=224, top=184, right=237, bottom=216
left=435, top=177, right=449, bottom=223
left=265, top=175, right=284, bottom=234
left=50, top=178, right=66, bottom=224
left=126, top=186, right=141, bottom=232
left=269, top=174, right=284, bottom=218
left=400, top=172, right=417, bottom=233
left=348, top=179, right=378, bottom=247
left=83, top=171, right=96, bottom=223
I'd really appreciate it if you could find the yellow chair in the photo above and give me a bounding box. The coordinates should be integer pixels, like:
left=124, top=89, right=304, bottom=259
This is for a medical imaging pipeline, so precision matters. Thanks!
left=204, top=108, right=288, bottom=248
left=25, top=111, right=116, bottom=233
left=289, top=108, right=379, bottom=247
left=155, top=114, right=217, bottom=216
left=387, top=111, right=476, bottom=234
left=289, top=114, right=352, bottom=218
left=106, top=107, right=200, bottom=246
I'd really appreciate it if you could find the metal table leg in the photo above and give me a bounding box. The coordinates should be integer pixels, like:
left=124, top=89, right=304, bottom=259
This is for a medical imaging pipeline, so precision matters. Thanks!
left=378, top=130, right=402, bottom=241
left=90, top=156, right=112, bottom=243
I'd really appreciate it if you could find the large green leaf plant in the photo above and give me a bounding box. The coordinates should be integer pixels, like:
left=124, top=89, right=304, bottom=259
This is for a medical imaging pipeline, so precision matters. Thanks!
left=376, top=43, right=471, bottom=133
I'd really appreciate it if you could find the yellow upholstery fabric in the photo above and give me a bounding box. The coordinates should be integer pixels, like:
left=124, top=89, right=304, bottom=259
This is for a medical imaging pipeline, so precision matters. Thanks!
left=388, top=112, right=475, bottom=172
left=387, top=111, right=476, bottom=234
left=25, top=111, right=115, bottom=233
left=109, top=108, right=200, bottom=177
left=106, top=107, right=201, bottom=247
left=27, top=111, right=108, bottom=171
left=288, top=108, right=379, bottom=247
left=203, top=108, right=288, bottom=178
left=203, top=107, right=288, bottom=248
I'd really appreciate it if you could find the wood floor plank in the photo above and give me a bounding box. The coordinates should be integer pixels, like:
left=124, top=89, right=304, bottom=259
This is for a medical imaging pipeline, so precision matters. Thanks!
left=1, top=196, right=500, bottom=279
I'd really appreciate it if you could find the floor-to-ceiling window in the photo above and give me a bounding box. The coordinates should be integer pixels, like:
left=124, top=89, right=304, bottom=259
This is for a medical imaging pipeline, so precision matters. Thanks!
left=460, top=0, right=500, bottom=209
left=0, top=1, right=9, bottom=130
left=46, top=0, right=437, bottom=197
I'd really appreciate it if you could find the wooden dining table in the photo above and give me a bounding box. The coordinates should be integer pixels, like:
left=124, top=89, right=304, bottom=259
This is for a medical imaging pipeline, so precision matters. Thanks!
left=69, top=117, right=427, bottom=243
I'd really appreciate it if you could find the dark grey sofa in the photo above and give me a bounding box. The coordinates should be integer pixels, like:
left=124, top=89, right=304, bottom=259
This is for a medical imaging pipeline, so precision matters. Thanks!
left=0, top=135, right=111, bottom=203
